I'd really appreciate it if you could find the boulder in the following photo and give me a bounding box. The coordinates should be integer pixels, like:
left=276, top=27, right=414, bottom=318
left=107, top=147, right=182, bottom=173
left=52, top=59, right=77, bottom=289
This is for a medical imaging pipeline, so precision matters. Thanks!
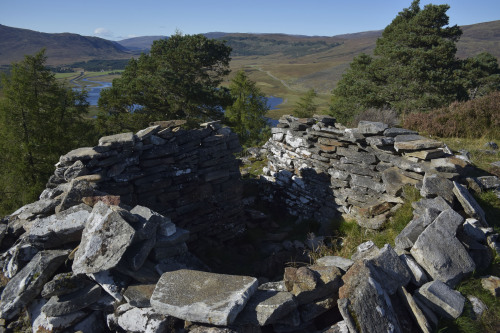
left=29, top=299, right=88, bottom=333
left=357, top=121, right=388, bottom=135
left=414, top=280, right=465, bottom=319
left=124, top=284, right=157, bottom=308
left=395, top=207, right=440, bottom=250
left=338, top=261, right=402, bottom=333
left=41, top=272, right=93, bottom=298
left=0, top=249, right=68, bottom=320
left=28, top=203, right=92, bottom=249
left=56, top=179, right=95, bottom=213
left=397, top=286, right=433, bottom=333
left=72, top=311, right=107, bottom=333
left=400, top=254, right=429, bottom=287
left=299, top=296, right=337, bottom=322
left=284, top=265, right=342, bottom=304
left=151, top=269, right=258, bottom=326
left=420, top=174, right=455, bottom=204
left=468, top=295, right=488, bottom=320
left=411, top=209, right=475, bottom=287
left=98, top=132, right=135, bottom=149
left=72, top=202, right=135, bottom=274
left=382, top=167, right=420, bottom=196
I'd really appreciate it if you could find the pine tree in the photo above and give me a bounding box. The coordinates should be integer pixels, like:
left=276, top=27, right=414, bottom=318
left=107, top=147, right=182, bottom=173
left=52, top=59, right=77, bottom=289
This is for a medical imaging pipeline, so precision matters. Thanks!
left=225, top=70, right=270, bottom=147
left=293, top=89, right=318, bottom=118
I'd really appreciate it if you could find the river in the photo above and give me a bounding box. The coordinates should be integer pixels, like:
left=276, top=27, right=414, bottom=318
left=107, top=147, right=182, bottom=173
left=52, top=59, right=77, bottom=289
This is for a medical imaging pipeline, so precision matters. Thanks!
left=77, top=79, right=283, bottom=125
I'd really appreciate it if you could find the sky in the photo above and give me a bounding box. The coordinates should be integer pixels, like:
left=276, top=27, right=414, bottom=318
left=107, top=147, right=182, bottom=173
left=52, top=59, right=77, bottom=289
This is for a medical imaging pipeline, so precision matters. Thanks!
left=1, top=0, right=499, bottom=41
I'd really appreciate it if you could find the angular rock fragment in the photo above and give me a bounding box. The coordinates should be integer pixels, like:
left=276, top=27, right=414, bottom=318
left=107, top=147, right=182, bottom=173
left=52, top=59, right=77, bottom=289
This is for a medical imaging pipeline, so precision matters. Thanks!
left=453, top=181, right=488, bottom=226
left=315, top=256, right=354, bottom=273
left=0, top=250, right=68, bottom=320
left=415, top=280, right=465, bottom=319
left=398, top=286, right=433, bottom=333
left=411, top=209, right=475, bottom=287
left=124, top=284, right=156, bottom=308
left=30, top=299, right=88, bottom=333
left=112, top=303, right=173, bottom=333
left=235, top=290, right=297, bottom=326
left=41, top=272, right=92, bottom=298
left=41, top=283, right=101, bottom=317
left=481, top=275, right=500, bottom=297
left=28, top=203, right=92, bottom=249
left=72, top=201, right=135, bottom=274
left=420, top=174, right=455, bottom=204
left=151, top=269, right=258, bottom=326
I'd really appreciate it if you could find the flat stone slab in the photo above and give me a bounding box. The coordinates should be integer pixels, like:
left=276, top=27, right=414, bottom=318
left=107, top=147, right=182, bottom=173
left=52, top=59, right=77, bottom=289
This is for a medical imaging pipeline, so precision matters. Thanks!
left=415, top=280, right=465, bottom=319
left=72, top=202, right=135, bottom=274
left=151, top=269, right=258, bottom=326
left=453, top=181, right=488, bottom=226
left=315, top=256, right=354, bottom=272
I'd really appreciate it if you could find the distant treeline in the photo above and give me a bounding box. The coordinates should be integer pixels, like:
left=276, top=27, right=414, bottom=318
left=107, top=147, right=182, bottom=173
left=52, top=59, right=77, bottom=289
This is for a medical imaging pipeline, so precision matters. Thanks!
left=69, top=59, right=130, bottom=71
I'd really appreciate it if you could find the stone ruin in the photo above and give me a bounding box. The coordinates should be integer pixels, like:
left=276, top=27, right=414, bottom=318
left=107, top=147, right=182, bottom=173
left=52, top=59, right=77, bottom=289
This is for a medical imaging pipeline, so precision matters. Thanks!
left=0, top=116, right=499, bottom=332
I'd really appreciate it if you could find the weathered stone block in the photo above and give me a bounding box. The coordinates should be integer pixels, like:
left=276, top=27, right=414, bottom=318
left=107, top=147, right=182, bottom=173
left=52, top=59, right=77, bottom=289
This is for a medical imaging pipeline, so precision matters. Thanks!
left=415, top=280, right=465, bottom=319
left=151, top=270, right=258, bottom=326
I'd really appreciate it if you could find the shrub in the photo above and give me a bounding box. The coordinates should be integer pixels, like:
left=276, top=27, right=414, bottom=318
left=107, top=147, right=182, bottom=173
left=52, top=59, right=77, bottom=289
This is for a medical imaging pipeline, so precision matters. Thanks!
left=403, top=91, right=500, bottom=139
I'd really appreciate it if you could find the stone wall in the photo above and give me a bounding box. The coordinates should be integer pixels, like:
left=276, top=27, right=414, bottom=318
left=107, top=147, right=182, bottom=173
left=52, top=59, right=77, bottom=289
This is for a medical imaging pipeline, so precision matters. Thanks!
left=261, top=115, right=470, bottom=229
left=47, top=120, right=243, bottom=244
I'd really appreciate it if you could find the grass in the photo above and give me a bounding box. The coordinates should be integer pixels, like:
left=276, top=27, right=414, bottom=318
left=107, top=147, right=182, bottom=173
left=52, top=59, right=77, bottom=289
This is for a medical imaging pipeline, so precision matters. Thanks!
left=438, top=137, right=500, bottom=176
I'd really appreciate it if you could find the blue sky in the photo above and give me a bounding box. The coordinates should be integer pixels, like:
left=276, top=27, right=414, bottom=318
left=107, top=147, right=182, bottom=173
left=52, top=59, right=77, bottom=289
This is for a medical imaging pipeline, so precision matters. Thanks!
left=1, top=0, right=499, bottom=40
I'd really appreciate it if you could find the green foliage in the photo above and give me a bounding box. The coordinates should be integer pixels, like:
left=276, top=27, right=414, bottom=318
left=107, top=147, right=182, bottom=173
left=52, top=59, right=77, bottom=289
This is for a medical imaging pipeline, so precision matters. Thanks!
left=404, top=91, right=500, bottom=140
left=0, top=49, right=95, bottom=215
left=293, top=89, right=318, bottom=118
left=330, top=0, right=500, bottom=123
left=98, top=33, right=232, bottom=125
left=225, top=70, right=270, bottom=147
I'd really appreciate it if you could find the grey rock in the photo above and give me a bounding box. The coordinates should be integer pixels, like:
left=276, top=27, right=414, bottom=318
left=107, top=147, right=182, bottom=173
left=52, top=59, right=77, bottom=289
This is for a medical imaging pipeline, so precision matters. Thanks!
left=357, top=121, right=388, bottom=135
left=41, top=283, right=101, bottom=317
left=350, top=174, right=385, bottom=193
left=41, top=272, right=92, bottom=298
left=151, top=269, right=258, bottom=326
left=398, top=286, right=433, bottom=333
left=10, top=199, right=60, bottom=221
left=131, top=205, right=176, bottom=238
left=58, top=147, right=105, bottom=165
left=383, top=128, right=418, bottom=137
left=365, top=135, right=394, bottom=147
left=56, top=179, right=95, bottom=213
left=113, top=303, right=173, bottom=333
left=235, top=290, right=297, bottom=326
left=411, top=209, right=475, bottom=287
left=72, top=202, right=135, bottom=274
left=155, top=228, right=190, bottom=247
left=258, top=281, right=288, bottom=292
left=365, top=244, right=411, bottom=295
left=338, top=261, right=402, bottom=333
left=484, top=141, right=498, bottom=150
left=453, top=181, right=488, bottom=226
left=477, top=175, right=500, bottom=190
left=394, top=136, right=443, bottom=152
left=152, top=242, right=188, bottom=261
left=420, top=174, right=455, bottom=203
left=98, top=131, right=135, bottom=149
left=0, top=249, right=68, bottom=320
left=28, top=203, right=92, bottom=249
left=400, top=254, right=429, bottom=286
left=415, top=280, right=465, bottom=319
left=412, top=196, right=452, bottom=217
left=382, top=167, right=420, bottom=196
left=315, top=256, right=354, bottom=272
left=321, top=320, right=350, bottom=333
left=123, top=284, right=156, bottom=308
left=395, top=207, right=440, bottom=250
left=463, top=218, right=487, bottom=243
left=72, top=311, right=106, bottom=333
left=0, top=224, right=6, bottom=247
left=64, top=160, right=89, bottom=181
left=351, top=240, right=379, bottom=261
left=29, top=299, right=88, bottom=333
left=125, top=237, right=157, bottom=271
left=356, top=213, right=388, bottom=230
left=468, top=295, right=488, bottom=320
left=299, top=296, right=336, bottom=322
left=284, top=265, right=342, bottom=305
left=88, top=270, right=126, bottom=301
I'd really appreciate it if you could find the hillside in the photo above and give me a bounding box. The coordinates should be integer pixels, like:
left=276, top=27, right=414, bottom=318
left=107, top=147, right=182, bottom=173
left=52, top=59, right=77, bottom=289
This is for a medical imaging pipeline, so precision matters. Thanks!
left=117, top=35, right=166, bottom=51
left=0, top=24, right=132, bottom=66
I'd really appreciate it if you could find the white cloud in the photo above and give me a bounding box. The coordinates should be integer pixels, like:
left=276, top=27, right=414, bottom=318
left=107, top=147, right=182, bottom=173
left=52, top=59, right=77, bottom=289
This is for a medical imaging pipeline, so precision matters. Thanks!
left=93, top=27, right=113, bottom=38
left=126, top=34, right=138, bottom=38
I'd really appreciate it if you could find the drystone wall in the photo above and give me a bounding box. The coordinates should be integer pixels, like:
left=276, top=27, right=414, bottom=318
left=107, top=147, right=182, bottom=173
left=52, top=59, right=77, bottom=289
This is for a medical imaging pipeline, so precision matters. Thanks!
left=260, top=115, right=471, bottom=229
left=46, top=120, right=244, bottom=244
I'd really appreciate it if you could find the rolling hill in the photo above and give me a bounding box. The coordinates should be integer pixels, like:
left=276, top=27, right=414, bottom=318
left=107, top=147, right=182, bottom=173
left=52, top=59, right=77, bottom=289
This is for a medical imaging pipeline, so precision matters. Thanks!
left=0, top=24, right=132, bottom=66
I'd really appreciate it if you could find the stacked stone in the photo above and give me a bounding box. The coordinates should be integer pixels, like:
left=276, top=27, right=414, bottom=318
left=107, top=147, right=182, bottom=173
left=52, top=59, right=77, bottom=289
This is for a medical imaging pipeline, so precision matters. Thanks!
left=262, top=115, right=469, bottom=229
left=47, top=120, right=243, bottom=244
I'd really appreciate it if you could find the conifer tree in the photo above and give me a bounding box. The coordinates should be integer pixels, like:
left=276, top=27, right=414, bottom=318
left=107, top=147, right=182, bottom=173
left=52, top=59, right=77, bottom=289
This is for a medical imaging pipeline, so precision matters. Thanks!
left=0, top=50, right=93, bottom=214
left=225, top=70, right=270, bottom=146
left=293, top=89, right=318, bottom=118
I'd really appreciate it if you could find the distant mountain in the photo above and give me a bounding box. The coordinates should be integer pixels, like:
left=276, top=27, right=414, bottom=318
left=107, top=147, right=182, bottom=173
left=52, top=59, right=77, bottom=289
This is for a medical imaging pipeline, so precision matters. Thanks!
left=0, top=24, right=132, bottom=65
left=117, top=36, right=167, bottom=51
